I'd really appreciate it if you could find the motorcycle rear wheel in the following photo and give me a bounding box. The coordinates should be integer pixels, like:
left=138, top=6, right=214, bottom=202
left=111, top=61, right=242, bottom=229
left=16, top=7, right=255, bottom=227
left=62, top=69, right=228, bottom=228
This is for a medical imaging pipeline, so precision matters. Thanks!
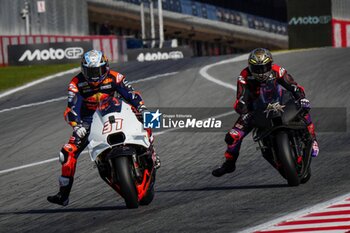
left=275, top=131, right=300, bottom=186
left=114, top=156, right=139, bottom=209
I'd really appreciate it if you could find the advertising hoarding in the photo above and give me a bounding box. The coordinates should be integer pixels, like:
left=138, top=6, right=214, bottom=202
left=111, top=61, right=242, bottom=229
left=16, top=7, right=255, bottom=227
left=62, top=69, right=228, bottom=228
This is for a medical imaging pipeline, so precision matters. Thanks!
left=8, top=41, right=93, bottom=66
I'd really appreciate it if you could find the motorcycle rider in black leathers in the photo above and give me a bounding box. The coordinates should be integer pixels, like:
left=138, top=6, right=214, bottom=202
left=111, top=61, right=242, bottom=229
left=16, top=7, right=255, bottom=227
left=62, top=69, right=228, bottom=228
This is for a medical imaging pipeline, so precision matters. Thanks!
left=212, top=48, right=319, bottom=177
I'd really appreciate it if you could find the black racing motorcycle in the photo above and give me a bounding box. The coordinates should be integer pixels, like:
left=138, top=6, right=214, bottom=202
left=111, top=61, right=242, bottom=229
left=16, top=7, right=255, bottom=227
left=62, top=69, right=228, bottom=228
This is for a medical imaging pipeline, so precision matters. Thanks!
left=251, top=81, right=313, bottom=186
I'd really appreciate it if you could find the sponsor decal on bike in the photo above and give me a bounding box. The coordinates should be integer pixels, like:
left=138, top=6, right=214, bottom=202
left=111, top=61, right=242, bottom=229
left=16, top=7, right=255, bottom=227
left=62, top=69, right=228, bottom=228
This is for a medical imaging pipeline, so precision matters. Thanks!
left=102, top=118, right=123, bottom=134
left=264, top=102, right=286, bottom=117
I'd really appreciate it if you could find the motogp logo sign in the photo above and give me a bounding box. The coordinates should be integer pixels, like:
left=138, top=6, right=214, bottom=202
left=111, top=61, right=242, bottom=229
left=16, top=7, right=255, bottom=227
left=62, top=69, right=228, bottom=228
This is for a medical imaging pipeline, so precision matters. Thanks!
left=8, top=41, right=93, bottom=65
left=137, top=51, right=184, bottom=62
left=289, top=15, right=331, bottom=25
left=19, top=47, right=84, bottom=61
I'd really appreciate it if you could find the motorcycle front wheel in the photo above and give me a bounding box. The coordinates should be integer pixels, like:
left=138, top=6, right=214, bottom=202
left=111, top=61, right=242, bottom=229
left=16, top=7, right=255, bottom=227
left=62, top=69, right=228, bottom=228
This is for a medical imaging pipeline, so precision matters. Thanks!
left=114, top=156, right=139, bottom=209
left=139, top=171, right=155, bottom=205
left=275, top=131, right=300, bottom=186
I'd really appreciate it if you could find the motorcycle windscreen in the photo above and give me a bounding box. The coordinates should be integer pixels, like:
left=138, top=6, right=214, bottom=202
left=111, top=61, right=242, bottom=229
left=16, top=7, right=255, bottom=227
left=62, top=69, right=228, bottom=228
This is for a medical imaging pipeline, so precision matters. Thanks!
left=97, top=96, right=123, bottom=117
left=251, top=83, right=301, bottom=128
left=260, top=80, right=283, bottom=105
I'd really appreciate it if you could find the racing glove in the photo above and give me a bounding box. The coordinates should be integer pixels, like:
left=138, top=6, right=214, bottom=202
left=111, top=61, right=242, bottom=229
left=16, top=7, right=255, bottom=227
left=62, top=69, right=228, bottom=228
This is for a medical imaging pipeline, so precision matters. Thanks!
left=137, top=104, right=148, bottom=113
left=74, top=124, right=87, bottom=138
left=136, top=105, right=148, bottom=122
left=299, top=98, right=311, bottom=110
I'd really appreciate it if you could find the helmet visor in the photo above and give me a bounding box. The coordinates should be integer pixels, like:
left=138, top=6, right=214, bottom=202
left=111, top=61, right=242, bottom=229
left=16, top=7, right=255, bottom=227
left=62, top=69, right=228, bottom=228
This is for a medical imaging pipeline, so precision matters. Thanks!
left=82, top=64, right=108, bottom=82
left=249, top=62, right=272, bottom=75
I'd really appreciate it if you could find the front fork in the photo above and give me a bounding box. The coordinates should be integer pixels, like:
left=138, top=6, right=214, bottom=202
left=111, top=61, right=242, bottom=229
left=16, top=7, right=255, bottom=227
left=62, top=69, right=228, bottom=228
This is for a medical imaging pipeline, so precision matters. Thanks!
left=132, top=153, right=143, bottom=182
left=95, top=160, right=122, bottom=196
left=291, top=136, right=303, bottom=165
left=258, top=138, right=279, bottom=168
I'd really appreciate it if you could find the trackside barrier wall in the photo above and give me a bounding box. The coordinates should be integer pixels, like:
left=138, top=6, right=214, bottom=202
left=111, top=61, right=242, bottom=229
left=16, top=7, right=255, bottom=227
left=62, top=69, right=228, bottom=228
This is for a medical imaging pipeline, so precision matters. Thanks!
left=0, top=35, right=127, bottom=66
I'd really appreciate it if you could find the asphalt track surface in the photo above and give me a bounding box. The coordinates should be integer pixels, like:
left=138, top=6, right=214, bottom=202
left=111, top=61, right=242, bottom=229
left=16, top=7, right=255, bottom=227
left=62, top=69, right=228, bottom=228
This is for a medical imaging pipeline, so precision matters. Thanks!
left=0, top=48, right=349, bottom=233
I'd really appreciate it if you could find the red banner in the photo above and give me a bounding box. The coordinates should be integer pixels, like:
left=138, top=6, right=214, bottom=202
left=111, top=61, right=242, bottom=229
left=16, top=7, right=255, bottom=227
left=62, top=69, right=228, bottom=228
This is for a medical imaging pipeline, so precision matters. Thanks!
left=332, top=19, right=350, bottom=47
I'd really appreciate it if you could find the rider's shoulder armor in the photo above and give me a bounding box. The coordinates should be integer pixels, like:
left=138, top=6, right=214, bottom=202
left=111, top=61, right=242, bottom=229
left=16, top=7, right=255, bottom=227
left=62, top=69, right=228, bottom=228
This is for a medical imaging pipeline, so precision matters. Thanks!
left=68, top=75, right=83, bottom=93
left=109, top=70, right=125, bottom=84
left=238, top=67, right=250, bottom=84
left=272, top=64, right=287, bottom=79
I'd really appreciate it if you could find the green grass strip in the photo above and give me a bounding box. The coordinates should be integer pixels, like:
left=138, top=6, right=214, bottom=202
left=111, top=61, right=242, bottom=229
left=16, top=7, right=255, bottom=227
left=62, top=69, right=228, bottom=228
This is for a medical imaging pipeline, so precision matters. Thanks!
left=0, top=63, right=79, bottom=92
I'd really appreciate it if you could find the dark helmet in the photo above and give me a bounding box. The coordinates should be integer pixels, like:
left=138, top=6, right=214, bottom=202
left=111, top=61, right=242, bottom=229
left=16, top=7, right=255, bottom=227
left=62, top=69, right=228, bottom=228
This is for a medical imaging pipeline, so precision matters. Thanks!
left=248, top=48, right=273, bottom=82
left=81, top=50, right=109, bottom=86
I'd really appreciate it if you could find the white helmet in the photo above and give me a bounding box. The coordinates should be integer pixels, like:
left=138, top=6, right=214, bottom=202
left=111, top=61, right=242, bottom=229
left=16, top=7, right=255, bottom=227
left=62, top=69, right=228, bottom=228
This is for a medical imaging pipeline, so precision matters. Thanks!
left=81, top=50, right=109, bottom=86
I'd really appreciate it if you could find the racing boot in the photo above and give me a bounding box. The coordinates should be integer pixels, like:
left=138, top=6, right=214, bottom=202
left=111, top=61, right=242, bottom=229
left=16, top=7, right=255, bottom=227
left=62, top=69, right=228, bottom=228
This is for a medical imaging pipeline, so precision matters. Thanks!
left=311, top=140, right=319, bottom=157
left=306, top=122, right=319, bottom=157
left=212, top=159, right=236, bottom=177
left=151, top=147, right=161, bottom=169
left=147, top=128, right=160, bottom=169
left=47, top=176, right=73, bottom=206
left=154, top=155, right=161, bottom=169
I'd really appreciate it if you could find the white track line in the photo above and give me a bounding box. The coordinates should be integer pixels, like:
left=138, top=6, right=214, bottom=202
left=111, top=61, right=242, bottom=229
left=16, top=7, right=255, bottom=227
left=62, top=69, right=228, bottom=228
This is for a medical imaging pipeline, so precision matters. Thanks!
left=198, top=50, right=303, bottom=91
left=199, top=54, right=248, bottom=91
left=0, top=97, right=66, bottom=114
left=0, top=72, right=178, bottom=114
left=131, top=71, right=178, bottom=84
left=0, top=158, right=59, bottom=175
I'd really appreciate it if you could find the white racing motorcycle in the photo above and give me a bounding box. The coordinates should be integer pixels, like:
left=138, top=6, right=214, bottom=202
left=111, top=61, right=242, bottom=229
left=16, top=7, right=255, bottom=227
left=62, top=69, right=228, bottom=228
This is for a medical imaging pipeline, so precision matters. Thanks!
left=87, top=95, right=156, bottom=208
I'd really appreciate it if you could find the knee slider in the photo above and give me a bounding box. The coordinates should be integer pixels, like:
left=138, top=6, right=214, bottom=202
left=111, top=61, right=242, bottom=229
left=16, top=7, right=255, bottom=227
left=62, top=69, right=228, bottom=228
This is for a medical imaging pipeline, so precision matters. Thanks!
left=225, top=129, right=242, bottom=145
left=60, top=144, right=78, bottom=164
left=59, top=151, right=67, bottom=164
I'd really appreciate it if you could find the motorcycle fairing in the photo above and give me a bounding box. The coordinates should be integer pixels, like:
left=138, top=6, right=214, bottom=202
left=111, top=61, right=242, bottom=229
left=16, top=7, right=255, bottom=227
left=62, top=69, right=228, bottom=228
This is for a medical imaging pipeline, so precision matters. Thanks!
left=88, top=97, right=150, bottom=161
